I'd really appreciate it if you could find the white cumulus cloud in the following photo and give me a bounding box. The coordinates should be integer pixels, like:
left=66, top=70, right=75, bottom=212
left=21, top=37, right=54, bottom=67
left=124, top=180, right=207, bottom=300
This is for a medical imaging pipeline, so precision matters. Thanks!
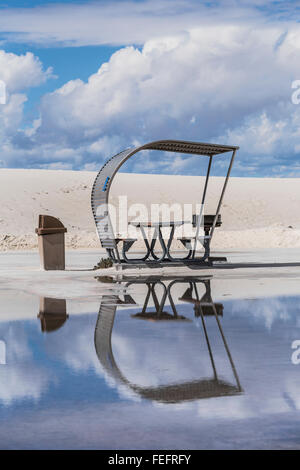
left=17, top=23, right=299, bottom=174
left=0, top=49, right=52, bottom=167
left=2, top=20, right=300, bottom=175
left=0, top=50, right=52, bottom=92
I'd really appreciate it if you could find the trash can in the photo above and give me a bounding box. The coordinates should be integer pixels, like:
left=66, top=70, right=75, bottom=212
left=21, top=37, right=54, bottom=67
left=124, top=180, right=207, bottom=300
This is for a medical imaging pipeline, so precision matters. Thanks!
left=38, top=297, right=68, bottom=332
left=35, top=215, right=67, bottom=270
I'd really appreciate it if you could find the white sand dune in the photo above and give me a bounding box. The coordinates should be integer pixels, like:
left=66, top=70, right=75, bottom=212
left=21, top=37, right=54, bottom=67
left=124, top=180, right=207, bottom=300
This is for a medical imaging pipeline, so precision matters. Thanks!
left=0, top=169, right=300, bottom=251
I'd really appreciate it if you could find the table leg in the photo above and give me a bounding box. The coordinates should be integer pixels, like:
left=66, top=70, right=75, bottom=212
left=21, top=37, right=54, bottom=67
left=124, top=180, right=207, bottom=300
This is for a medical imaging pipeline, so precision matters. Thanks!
left=166, top=225, right=175, bottom=260
left=149, top=227, right=158, bottom=259
left=157, top=226, right=167, bottom=261
left=149, top=227, right=167, bottom=261
left=122, top=225, right=151, bottom=263
left=140, top=225, right=151, bottom=261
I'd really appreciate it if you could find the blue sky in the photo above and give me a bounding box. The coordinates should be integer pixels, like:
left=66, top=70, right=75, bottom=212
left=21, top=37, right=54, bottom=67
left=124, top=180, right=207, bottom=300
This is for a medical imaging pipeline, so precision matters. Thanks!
left=0, top=0, right=300, bottom=175
left=6, top=44, right=119, bottom=121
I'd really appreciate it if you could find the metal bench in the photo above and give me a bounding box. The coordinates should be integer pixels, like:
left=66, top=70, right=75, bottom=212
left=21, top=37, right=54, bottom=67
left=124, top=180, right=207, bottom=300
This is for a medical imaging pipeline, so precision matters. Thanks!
left=177, top=214, right=222, bottom=260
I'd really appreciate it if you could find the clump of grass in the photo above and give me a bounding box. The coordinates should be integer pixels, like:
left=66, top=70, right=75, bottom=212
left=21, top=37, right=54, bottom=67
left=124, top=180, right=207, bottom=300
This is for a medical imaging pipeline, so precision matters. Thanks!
left=93, top=257, right=113, bottom=270
left=95, top=275, right=114, bottom=283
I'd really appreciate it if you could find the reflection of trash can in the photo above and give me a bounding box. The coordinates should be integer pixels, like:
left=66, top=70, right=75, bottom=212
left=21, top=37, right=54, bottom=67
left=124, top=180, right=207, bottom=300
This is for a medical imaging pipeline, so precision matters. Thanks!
left=38, top=297, right=68, bottom=332
left=35, top=215, right=67, bottom=270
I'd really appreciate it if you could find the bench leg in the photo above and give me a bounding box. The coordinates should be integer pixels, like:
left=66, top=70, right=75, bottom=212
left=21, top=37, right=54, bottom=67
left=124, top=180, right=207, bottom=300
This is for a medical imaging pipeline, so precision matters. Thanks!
left=168, top=238, right=192, bottom=261
left=121, top=239, right=151, bottom=263
left=166, top=226, right=192, bottom=261
left=106, top=248, right=120, bottom=263
left=149, top=227, right=167, bottom=262
left=203, top=236, right=210, bottom=261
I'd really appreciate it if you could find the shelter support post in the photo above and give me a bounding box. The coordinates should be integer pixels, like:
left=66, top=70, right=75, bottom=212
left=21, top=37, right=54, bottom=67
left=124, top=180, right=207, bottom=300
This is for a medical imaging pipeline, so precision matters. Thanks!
left=210, top=149, right=237, bottom=239
left=192, top=155, right=213, bottom=258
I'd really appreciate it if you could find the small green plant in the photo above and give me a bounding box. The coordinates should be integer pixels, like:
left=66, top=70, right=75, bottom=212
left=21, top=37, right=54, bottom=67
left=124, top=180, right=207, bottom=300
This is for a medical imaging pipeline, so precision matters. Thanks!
left=93, top=257, right=114, bottom=270
left=95, top=275, right=114, bottom=283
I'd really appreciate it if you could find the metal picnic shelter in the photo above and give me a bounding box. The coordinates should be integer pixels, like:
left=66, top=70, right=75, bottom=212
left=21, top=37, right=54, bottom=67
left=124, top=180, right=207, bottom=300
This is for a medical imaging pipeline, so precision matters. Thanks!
left=91, top=140, right=239, bottom=266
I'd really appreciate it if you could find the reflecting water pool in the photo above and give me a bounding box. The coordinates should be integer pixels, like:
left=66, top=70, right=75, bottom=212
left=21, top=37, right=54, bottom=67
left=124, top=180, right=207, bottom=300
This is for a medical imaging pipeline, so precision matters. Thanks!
left=0, top=275, right=299, bottom=449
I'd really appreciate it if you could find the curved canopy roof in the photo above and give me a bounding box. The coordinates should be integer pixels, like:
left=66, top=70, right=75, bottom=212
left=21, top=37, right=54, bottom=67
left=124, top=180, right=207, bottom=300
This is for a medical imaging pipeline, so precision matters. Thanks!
left=141, top=139, right=239, bottom=156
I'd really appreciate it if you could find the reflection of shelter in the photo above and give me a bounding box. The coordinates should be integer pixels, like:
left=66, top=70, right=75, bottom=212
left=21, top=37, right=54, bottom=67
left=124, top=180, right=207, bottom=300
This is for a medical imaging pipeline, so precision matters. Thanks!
left=91, top=140, right=238, bottom=266
left=0, top=340, right=6, bottom=365
left=177, top=279, right=224, bottom=317
left=94, top=277, right=242, bottom=403
left=38, top=297, right=68, bottom=333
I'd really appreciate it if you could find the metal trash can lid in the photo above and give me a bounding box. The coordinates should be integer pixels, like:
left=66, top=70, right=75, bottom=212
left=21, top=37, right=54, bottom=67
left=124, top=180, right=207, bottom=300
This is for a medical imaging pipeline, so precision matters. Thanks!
left=35, top=214, right=67, bottom=235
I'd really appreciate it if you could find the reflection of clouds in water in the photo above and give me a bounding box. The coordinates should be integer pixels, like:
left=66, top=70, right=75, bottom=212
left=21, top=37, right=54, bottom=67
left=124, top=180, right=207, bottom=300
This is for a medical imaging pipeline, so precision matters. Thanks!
left=113, top=383, right=142, bottom=403
left=195, top=394, right=293, bottom=420
left=0, top=397, right=299, bottom=450
left=40, top=306, right=297, bottom=416
left=230, top=297, right=293, bottom=330
left=111, top=322, right=215, bottom=388
left=197, top=395, right=254, bottom=420
left=5, top=324, right=34, bottom=361
left=0, top=365, right=50, bottom=404
left=40, top=318, right=145, bottom=402
left=38, top=297, right=300, bottom=425
left=1, top=293, right=300, bottom=419
left=0, top=323, right=51, bottom=404
left=42, top=312, right=223, bottom=389
left=107, top=303, right=300, bottom=414
left=38, top=317, right=141, bottom=403
left=41, top=317, right=100, bottom=374
left=283, top=378, right=300, bottom=411
left=0, top=340, right=5, bottom=364
left=59, top=330, right=100, bottom=373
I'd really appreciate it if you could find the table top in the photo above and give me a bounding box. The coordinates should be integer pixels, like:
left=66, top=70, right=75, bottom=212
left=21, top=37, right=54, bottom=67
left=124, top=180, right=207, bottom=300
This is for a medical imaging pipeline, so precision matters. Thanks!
left=129, top=220, right=190, bottom=228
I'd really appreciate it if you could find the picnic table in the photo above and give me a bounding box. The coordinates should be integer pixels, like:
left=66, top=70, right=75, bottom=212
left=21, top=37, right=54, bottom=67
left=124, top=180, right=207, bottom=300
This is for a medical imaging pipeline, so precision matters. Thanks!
left=127, top=220, right=189, bottom=262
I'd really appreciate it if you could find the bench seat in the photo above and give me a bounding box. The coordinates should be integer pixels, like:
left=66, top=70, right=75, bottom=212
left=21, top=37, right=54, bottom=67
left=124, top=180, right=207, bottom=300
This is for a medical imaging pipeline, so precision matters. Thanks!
left=115, top=238, right=137, bottom=243
left=177, top=236, right=210, bottom=250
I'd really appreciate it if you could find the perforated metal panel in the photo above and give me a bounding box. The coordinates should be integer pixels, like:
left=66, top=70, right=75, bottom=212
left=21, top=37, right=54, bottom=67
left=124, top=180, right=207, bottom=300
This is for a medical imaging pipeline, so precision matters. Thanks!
left=91, top=148, right=133, bottom=249
left=145, top=140, right=238, bottom=156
